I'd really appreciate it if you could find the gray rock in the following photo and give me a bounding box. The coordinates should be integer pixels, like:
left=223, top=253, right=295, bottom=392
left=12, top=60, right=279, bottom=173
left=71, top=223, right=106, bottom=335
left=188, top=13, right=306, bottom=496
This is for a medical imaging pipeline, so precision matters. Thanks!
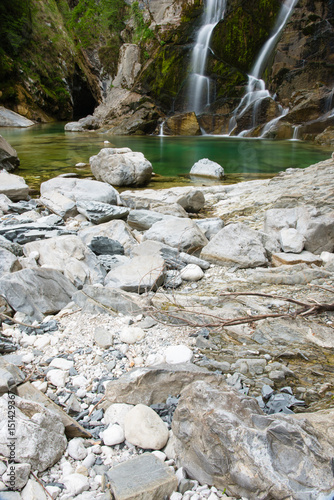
left=65, top=114, right=99, bottom=132
left=171, top=380, right=334, bottom=500
left=143, top=217, right=208, bottom=254
left=79, top=219, right=137, bottom=256
left=72, top=284, right=146, bottom=316
left=24, top=235, right=106, bottom=288
left=0, top=395, right=67, bottom=471
left=190, top=158, right=224, bottom=179
left=301, top=213, right=334, bottom=254
left=0, top=171, right=29, bottom=201
left=164, top=270, right=182, bottom=288
left=90, top=147, right=152, bottom=187
left=201, top=223, right=268, bottom=268
left=179, top=251, right=210, bottom=270
left=0, top=267, right=76, bottom=321
left=0, top=135, right=20, bottom=172
left=121, top=187, right=205, bottom=213
left=0, top=107, right=35, bottom=127
left=264, top=206, right=311, bottom=235
left=194, top=217, right=224, bottom=240
left=0, top=247, right=21, bottom=277
left=112, top=44, right=141, bottom=88
left=76, top=201, right=129, bottom=224
left=0, top=359, right=25, bottom=395
left=105, top=363, right=224, bottom=406
left=127, top=209, right=170, bottom=230
left=271, top=251, right=323, bottom=267
left=21, top=478, right=47, bottom=499
left=246, top=262, right=331, bottom=285
left=107, top=453, right=177, bottom=500
left=3, top=462, right=31, bottom=490
left=98, top=254, right=129, bottom=272
left=94, top=326, right=114, bottom=348
left=89, top=236, right=125, bottom=256
left=39, top=190, right=78, bottom=219
left=40, top=177, right=119, bottom=204
left=105, top=254, right=165, bottom=293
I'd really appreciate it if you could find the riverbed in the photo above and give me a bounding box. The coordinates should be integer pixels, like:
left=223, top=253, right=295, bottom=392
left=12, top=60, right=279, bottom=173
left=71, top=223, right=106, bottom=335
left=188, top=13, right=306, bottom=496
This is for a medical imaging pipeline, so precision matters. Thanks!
left=1, top=123, right=332, bottom=193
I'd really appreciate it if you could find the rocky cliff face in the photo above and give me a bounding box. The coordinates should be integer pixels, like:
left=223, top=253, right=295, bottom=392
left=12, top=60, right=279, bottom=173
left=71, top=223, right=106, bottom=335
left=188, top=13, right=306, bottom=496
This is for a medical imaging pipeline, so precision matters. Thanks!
left=2, top=0, right=333, bottom=142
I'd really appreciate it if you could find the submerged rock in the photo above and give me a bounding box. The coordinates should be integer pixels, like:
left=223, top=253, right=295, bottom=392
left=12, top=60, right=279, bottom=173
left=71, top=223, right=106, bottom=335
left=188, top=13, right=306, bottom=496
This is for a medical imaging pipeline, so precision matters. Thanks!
left=190, top=158, right=224, bottom=179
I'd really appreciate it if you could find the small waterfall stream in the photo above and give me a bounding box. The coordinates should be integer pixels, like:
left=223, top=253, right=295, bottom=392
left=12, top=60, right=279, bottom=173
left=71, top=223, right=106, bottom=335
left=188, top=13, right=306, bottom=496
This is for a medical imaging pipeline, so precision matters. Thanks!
left=229, top=0, right=299, bottom=136
left=187, top=0, right=227, bottom=114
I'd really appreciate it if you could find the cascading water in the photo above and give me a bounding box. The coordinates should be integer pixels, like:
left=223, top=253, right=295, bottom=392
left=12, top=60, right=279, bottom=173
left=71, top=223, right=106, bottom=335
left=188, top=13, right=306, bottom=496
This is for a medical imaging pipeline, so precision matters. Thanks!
left=187, top=0, right=226, bottom=114
left=229, top=0, right=299, bottom=136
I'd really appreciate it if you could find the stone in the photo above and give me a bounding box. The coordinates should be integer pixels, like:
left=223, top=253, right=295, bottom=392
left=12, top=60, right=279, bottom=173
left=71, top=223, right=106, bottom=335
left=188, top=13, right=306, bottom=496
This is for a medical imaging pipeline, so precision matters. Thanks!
left=180, top=264, right=204, bottom=281
left=190, top=158, right=224, bottom=179
left=143, top=218, right=208, bottom=254
left=271, top=251, right=322, bottom=267
left=171, top=380, right=334, bottom=499
left=105, top=254, right=165, bottom=293
left=124, top=404, right=169, bottom=449
left=0, top=493, right=22, bottom=500
left=24, top=235, right=106, bottom=288
left=0, top=107, right=35, bottom=127
left=165, top=112, right=201, bottom=136
left=47, top=368, right=68, bottom=388
left=0, top=171, right=29, bottom=201
left=65, top=114, right=99, bottom=132
left=101, top=424, right=125, bottom=446
left=62, top=473, right=90, bottom=496
left=88, top=236, right=125, bottom=256
left=121, top=187, right=205, bottom=214
left=90, top=148, right=153, bottom=187
left=107, top=453, right=178, bottom=500
left=164, top=345, right=193, bottom=364
left=67, top=437, right=88, bottom=460
left=301, top=213, right=334, bottom=254
left=39, top=190, right=78, bottom=220
left=0, top=395, right=67, bottom=471
left=50, top=358, right=74, bottom=371
left=105, top=364, right=223, bottom=406
left=72, top=284, right=145, bottom=316
left=94, top=326, right=114, bottom=348
left=79, top=219, right=137, bottom=255
left=119, top=326, right=146, bottom=344
left=0, top=268, right=77, bottom=321
left=194, top=217, right=224, bottom=240
left=127, top=209, right=170, bottom=231
left=0, top=247, right=21, bottom=277
left=179, top=252, right=210, bottom=270
left=279, top=227, right=305, bottom=253
left=21, top=479, right=47, bottom=500
left=3, top=462, right=31, bottom=490
left=104, top=403, right=134, bottom=427
left=201, top=223, right=268, bottom=268
left=76, top=201, right=129, bottom=224
left=0, top=135, right=20, bottom=172
left=40, top=177, right=119, bottom=204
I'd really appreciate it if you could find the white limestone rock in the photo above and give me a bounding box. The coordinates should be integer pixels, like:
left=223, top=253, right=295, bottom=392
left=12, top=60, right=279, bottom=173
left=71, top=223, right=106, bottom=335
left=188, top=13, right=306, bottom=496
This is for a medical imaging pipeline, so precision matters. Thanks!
left=3, top=462, right=31, bottom=490
left=190, top=158, right=224, bottom=179
left=47, top=369, right=68, bottom=388
left=164, top=345, right=193, bottom=364
left=279, top=227, right=305, bottom=253
left=0, top=171, right=29, bottom=201
left=21, top=479, right=47, bottom=500
left=104, top=403, right=134, bottom=427
left=50, top=358, right=74, bottom=371
left=124, top=404, right=169, bottom=450
left=180, top=263, right=204, bottom=281
left=119, top=326, right=146, bottom=344
left=101, top=424, right=125, bottom=446
left=62, top=473, right=89, bottom=496
left=67, top=438, right=88, bottom=461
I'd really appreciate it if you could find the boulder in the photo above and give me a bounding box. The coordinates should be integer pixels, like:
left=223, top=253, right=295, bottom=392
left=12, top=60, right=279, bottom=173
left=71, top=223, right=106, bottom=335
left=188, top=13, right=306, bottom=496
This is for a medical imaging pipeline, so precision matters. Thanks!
left=127, top=209, right=171, bottom=231
left=0, top=395, right=67, bottom=472
left=0, top=135, right=20, bottom=172
left=165, top=112, right=201, bottom=136
left=24, top=235, right=106, bottom=287
left=201, top=223, right=268, bottom=268
left=76, top=201, right=129, bottom=224
left=72, top=285, right=146, bottom=316
left=301, top=213, right=334, bottom=254
left=40, top=177, right=119, bottom=204
left=279, top=227, right=305, bottom=253
left=143, top=217, right=208, bottom=254
left=105, top=254, right=165, bottom=293
left=39, top=190, right=78, bottom=220
left=105, top=363, right=224, bottom=406
left=121, top=187, right=205, bottom=213
left=0, top=107, right=35, bottom=127
left=90, top=147, right=153, bottom=187
left=0, top=268, right=76, bottom=321
left=64, top=114, right=99, bottom=132
left=0, top=171, right=29, bottom=201
left=190, top=158, right=224, bottom=179
left=79, top=219, right=137, bottom=256
left=171, top=380, right=334, bottom=500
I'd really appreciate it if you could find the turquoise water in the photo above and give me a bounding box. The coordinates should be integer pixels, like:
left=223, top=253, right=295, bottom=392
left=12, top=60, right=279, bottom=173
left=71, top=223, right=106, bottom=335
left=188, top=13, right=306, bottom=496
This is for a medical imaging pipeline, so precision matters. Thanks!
left=1, top=122, right=332, bottom=193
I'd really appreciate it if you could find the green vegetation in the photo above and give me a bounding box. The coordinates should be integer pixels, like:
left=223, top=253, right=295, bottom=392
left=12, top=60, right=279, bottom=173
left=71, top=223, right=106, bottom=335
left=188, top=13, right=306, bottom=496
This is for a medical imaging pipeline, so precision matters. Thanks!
left=129, top=1, right=155, bottom=44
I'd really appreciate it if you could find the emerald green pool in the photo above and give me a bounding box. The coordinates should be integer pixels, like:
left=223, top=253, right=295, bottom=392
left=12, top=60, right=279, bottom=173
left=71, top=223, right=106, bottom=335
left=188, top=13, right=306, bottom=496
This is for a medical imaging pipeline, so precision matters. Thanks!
left=1, top=122, right=332, bottom=193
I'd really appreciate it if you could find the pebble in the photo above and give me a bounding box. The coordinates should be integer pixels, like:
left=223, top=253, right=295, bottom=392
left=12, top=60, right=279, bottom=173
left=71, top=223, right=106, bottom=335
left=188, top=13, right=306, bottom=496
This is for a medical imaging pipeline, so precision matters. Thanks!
left=119, top=326, right=146, bottom=344
left=165, top=345, right=193, bottom=364
left=101, top=423, right=125, bottom=446
left=50, top=358, right=74, bottom=370
left=67, top=438, right=88, bottom=461
left=180, top=264, right=204, bottom=281
left=46, top=368, right=68, bottom=387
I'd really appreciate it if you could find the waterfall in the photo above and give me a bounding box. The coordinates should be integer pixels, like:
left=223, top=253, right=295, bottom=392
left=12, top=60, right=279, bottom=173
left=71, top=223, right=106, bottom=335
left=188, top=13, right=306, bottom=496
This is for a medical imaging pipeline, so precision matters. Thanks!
left=158, top=121, right=165, bottom=137
left=229, top=0, right=299, bottom=136
left=187, top=0, right=227, bottom=114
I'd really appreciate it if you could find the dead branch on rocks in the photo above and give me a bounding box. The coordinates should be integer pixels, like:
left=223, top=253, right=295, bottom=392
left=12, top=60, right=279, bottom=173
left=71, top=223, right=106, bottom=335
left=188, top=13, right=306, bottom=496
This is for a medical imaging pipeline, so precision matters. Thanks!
left=147, top=290, right=334, bottom=331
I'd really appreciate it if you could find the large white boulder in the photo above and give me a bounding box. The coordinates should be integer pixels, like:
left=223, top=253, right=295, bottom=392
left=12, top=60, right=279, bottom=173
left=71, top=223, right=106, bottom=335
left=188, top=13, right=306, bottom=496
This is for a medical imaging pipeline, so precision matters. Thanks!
left=90, top=147, right=153, bottom=187
left=0, top=106, right=35, bottom=127
left=0, top=171, right=29, bottom=201
left=40, top=177, right=119, bottom=204
left=190, top=158, right=224, bottom=179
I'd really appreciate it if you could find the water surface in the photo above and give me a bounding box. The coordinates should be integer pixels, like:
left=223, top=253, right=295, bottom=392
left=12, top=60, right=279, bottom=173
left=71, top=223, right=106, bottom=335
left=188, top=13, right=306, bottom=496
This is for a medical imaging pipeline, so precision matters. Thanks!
left=1, top=123, right=332, bottom=193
